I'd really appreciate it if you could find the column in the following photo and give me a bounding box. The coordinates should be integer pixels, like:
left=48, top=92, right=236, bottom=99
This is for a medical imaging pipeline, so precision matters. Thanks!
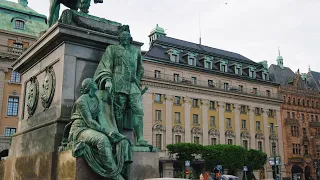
left=218, top=102, right=225, bottom=144
left=249, top=106, right=256, bottom=149
left=0, top=70, right=5, bottom=123
left=184, top=97, right=192, bottom=143
left=143, top=92, right=153, bottom=143
left=234, top=104, right=241, bottom=146
left=276, top=110, right=284, bottom=162
left=263, top=108, right=270, bottom=157
left=202, top=100, right=209, bottom=145
left=165, top=95, right=173, bottom=146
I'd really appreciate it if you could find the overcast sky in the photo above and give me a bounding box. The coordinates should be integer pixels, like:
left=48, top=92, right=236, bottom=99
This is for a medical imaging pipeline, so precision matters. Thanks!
left=16, top=0, right=320, bottom=73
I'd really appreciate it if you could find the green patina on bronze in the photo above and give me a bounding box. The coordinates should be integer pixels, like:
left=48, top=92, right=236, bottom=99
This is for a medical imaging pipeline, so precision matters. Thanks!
left=48, top=0, right=103, bottom=27
left=94, top=27, right=150, bottom=147
left=68, top=78, right=132, bottom=179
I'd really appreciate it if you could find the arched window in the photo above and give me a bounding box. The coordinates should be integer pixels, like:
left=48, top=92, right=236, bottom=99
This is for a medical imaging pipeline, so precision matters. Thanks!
left=152, top=124, right=165, bottom=151
left=241, top=131, right=251, bottom=150
left=225, top=130, right=236, bottom=145
left=191, top=127, right=203, bottom=144
left=172, top=125, right=185, bottom=144
left=208, top=128, right=220, bottom=145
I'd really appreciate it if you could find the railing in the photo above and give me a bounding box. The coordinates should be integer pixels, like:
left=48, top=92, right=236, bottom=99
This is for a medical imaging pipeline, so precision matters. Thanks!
left=143, top=71, right=282, bottom=100
left=285, top=118, right=299, bottom=125
left=0, top=44, right=24, bottom=56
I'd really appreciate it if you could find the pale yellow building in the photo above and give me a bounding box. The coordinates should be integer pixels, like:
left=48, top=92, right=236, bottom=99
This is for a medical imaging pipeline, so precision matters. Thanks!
left=141, top=25, right=285, bottom=179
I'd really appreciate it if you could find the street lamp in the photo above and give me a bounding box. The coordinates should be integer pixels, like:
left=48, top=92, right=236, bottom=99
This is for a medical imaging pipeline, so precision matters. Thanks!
left=268, top=124, right=280, bottom=180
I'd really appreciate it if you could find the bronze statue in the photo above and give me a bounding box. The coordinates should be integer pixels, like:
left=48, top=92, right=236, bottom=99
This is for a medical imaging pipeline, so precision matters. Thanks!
left=48, top=0, right=103, bottom=26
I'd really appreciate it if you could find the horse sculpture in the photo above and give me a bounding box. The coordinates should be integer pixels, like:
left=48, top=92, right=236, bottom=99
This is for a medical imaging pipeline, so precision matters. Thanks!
left=48, top=0, right=103, bottom=27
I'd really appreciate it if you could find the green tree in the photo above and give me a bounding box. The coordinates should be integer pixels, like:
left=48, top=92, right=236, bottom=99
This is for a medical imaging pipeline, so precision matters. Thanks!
left=243, top=149, right=267, bottom=180
left=202, top=144, right=246, bottom=175
left=167, top=143, right=203, bottom=178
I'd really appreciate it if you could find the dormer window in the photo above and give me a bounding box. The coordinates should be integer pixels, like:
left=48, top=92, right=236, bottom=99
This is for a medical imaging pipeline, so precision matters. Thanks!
left=262, top=72, right=269, bottom=80
left=167, top=48, right=180, bottom=63
left=188, top=57, right=196, bottom=66
left=234, top=63, right=242, bottom=75
left=248, top=66, right=256, bottom=78
left=218, top=59, right=228, bottom=73
left=204, top=61, right=212, bottom=69
left=184, top=52, right=197, bottom=66
left=14, top=20, right=25, bottom=30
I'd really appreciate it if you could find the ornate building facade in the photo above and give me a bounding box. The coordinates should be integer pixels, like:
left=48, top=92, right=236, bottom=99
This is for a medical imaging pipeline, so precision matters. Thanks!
left=0, top=0, right=47, bottom=157
left=269, top=55, right=320, bottom=180
left=142, top=25, right=285, bottom=179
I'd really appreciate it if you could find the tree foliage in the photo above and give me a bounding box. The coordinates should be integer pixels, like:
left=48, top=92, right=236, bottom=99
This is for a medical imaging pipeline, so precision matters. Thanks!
left=243, top=149, right=267, bottom=180
left=202, top=144, right=246, bottom=175
left=167, top=143, right=203, bottom=163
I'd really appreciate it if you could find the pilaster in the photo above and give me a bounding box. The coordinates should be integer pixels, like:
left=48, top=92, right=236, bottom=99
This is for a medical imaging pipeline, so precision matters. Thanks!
left=249, top=106, right=255, bottom=149
left=263, top=108, right=270, bottom=156
left=218, top=102, right=225, bottom=144
left=202, top=99, right=209, bottom=145
left=234, top=104, right=241, bottom=146
left=165, top=95, right=173, bottom=146
left=143, top=92, right=153, bottom=143
left=276, top=110, right=284, bottom=160
left=184, top=97, right=192, bottom=143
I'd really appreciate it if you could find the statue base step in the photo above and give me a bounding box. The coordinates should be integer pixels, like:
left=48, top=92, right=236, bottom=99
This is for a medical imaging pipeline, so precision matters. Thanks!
left=76, top=157, right=105, bottom=180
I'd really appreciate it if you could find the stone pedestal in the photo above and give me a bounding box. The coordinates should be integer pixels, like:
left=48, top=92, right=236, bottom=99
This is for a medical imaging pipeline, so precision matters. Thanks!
left=76, top=158, right=105, bottom=180
left=130, top=151, right=159, bottom=180
left=3, top=20, right=144, bottom=180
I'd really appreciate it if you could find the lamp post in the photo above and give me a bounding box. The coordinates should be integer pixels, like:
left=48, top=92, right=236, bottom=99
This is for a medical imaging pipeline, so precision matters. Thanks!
left=268, top=124, right=279, bottom=180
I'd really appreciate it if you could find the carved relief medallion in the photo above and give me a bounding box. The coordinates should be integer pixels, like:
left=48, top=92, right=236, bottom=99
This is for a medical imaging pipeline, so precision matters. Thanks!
left=41, top=67, right=56, bottom=109
left=27, top=76, right=39, bottom=116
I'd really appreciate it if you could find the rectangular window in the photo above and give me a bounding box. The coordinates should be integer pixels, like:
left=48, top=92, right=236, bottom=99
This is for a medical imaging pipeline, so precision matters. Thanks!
left=208, top=80, right=214, bottom=86
left=304, top=144, right=309, bottom=155
left=155, top=94, right=161, bottom=102
left=192, top=99, right=198, bottom=107
left=303, top=128, right=306, bottom=136
left=7, top=97, right=19, bottom=116
left=266, top=90, right=271, bottom=97
left=15, top=20, right=24, bottom=30
left=311, top=115, right=314, bottom=122
left=252, top=88, right=257, bottom=95
left=205, top=61, right=211, bottom=69
left=155, top=110, right=161, bottom=121
left=249, top=70, right=253, bottom=77
left=154, top=70, right=161, bottom=78
left=174, top=73, right=180, bottom=82
left=287, top=111, right=290, bottom=119
left=293, top=98, right=296, bottom=105
left=243, top=140, right=248, bottom=150
left=256, top=121, right=261, bottom=131
left=227, top=139, right=233, bottom=145
left=258, top=141, right=263, bottom=151
left=156, top=134, right=162, bottom=150
left=288, top=97, right=291, bottom=104
left=292, top=112, right=295, bottom=120
left=241, top=105, right=246, bottom=113
left=191, top=77, right=197, bottom=85
left=209, top=101, right=215, bottom=109
left=317, top=145, right=320, bottom=156
left=174, top=96, right=181, bottom=105
left=226, top=103, right=231, bottom=111
left=302, top=113, right=305, bottom=120
left=221, top=65, right=226, bottom=72
left=210, top=116, right=216, bottom=126
left=255, top=108, right=261, bottom=115
left=292, top=144, right=301, bottom=155
left=175, top=112, right=181, bottom=123
left=5, top=127, right=16, bottom=137
left=242, top=120, right=246, bottom=129
left=270, top=123, right=274, bottom=133
left=10, top=71, right=21, bottom=83
left=291, top=126, right=299, bottom=137
left=172, top=54, right=178, bottom=62
left=298, top=99, right=301, bottom=106
left=211, top=138, right=217, bottom=145
left=226, top=118, right=232, bottom=128
left=188, top=58, right=196, bottom=66
left=268, top=109, right=274, bottom=117
left=175, top=135, right=181, bottom=143
left=239, top=85, right=243, bottom=92
left=194, top=136, right=200, bottom=144
left=193, top=114, right=199, bottom=124
left=224, top=82, right=229, bottom=90
left=235, top=67, right=241, bottom=75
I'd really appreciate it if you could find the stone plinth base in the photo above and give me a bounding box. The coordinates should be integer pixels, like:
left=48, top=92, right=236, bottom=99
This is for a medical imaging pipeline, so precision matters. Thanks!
left=130, top=151, right=159, bottom=180
left=76, top=158, right=105, bottom=180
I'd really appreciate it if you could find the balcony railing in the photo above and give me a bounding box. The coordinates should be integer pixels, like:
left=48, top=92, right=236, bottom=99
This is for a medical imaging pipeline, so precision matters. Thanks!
left=144, top=71, right=282, bottom=100
left=0, top=44, right=24, bottom=56
left=285, top=118, right=299, bottom=125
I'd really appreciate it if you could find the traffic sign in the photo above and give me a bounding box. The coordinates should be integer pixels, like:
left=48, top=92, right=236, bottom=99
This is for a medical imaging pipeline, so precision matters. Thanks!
left=186, top=170, right=189, bottom=175
left=185, top=160, right=190, bottom=167
left=217, top=165, right=222, bottom=170
left=243, top=166, right=248, bottom=172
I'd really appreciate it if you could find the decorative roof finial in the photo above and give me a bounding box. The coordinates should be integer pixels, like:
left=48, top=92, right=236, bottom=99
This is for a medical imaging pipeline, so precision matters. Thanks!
left=278, top=46, right=280, bottom=56
left=308, top=65, right=311, bottom=72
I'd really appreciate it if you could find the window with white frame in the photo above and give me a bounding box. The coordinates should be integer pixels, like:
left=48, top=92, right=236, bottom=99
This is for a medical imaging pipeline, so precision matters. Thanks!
left=172, top=54, right=179, bottom=62
left=188, top=57, right=196, bottom=66
left=10, top=71, right=21, bottom=83
left=14, top=20, right=25, bottom=30
left=243, top=140, right=248, bottom=150
left=210, top=116, right=216, bottom=126
left=5, top=127, right=16, bottom=136
left=155, top=110, right=161, bottom=121
left=154, top=70, right=161, bottom=78
left=205, top=61, right=212, bottom=69
left=191, top=77, right=197, bottom=85
left=194, top=136, right=200, bottom=144
left=155, top=94, right=161, bottom=102
left=156, top=134, right=162, bottom=150
left=258, top=141, right=263, bottom=151
left=209, top=101, right=215, bottom=109
left=256, top=121, right=261, bottom=131
left=227, top=139, right=233, bottom=145
left=175, top=112, right=181, bottom=123
left=174, top=96, right=181, bottom=105
left=224, top=82, right=229, bottom=90
left=193, top=114, right=199, bottom=124
left=225, top=103, right=231, bottom=111
left=192, top=99, right=199, bottom=107
left=211, top=138, right=217, bottom=145
left=7, top=96, right=19, bottom=116
left=175, top=135, right=182, bottom=143
left=226, top=118, right=232, bottom=128
left=242, top=120, right=247, bottom=129
left=174, top=73, right=180, bottom=82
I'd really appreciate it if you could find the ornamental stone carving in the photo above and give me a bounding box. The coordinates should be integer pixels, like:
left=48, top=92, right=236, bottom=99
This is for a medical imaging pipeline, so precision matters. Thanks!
left=241, top=131, right=251, bottom=139
left=255, top=132, right=265, bottom=140
left=208, top=128, right=220, bottom=137
left=41, top=66, right=56, bottom=109
left=191, top=127, right=203, bottom=135
left=225, top=130, right=236, bottom=138
left=27, top=76, right=39, bottom=116
left=153, top=124, right=165, bottom=133
left=173, top=125, right=185, bottom=134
